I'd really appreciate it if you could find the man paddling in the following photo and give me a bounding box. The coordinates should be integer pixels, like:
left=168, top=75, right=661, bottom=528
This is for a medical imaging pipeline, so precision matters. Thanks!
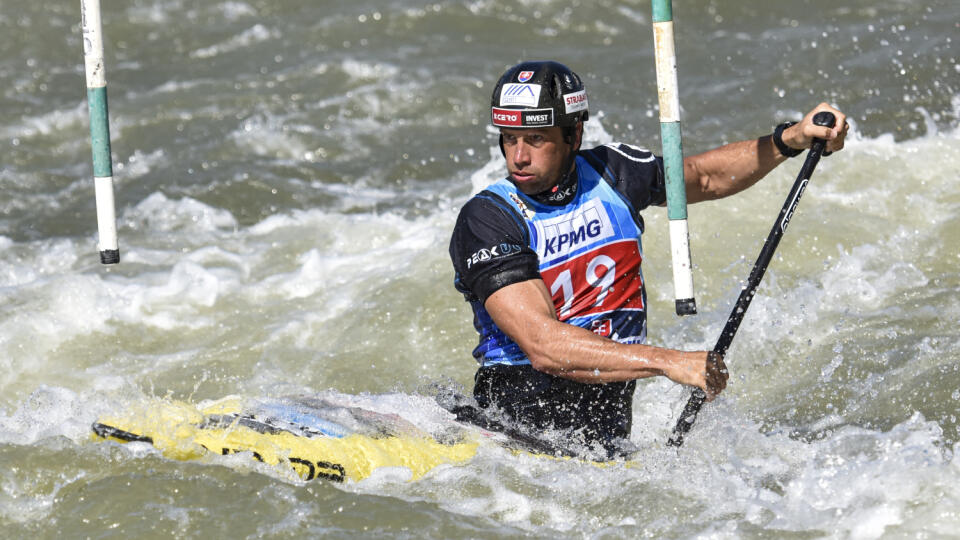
left=448, top=61, right=848, bottom=457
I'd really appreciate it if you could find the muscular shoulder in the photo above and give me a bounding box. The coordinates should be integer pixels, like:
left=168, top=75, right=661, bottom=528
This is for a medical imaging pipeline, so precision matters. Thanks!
left=579, top=143, right=666, bottom=209
left=451, top=193, right=526, bottom=254
left=449, top=191, right=540, bottom=303
left=585, top=142, right=658, bottom=170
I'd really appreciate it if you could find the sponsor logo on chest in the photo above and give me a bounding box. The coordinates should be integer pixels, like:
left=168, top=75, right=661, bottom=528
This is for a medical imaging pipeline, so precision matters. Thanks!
left=534, top=198, right=615, bottom=261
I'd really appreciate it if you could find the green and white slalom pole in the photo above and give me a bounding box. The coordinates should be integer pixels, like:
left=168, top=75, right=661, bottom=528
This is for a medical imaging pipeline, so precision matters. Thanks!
left=651, top=0, right=695, bottom=315
left=80, top=0, right=119, bottom=264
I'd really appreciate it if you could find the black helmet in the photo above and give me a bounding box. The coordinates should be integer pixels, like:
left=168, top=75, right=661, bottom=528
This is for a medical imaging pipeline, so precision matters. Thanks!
left=490, top=61, right=589, bottom=129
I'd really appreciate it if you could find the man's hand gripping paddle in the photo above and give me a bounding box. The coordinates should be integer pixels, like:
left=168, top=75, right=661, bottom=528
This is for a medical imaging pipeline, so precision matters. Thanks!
left=667, top=112, right=837, bottom=448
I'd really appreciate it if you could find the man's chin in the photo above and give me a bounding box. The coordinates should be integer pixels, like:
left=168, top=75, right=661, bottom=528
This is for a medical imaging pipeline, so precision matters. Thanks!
left=509, top=174, right=546, bottom=194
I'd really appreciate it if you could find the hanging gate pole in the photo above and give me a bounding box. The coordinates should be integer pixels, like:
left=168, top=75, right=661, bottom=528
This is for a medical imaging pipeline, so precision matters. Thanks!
left=80, top=0, right=119, bottom=264
left=651, top=0, right=695, bottom=315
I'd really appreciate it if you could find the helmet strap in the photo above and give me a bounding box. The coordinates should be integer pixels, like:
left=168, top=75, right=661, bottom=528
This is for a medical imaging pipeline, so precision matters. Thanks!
left=558, top=122, right=583, bottom=183
left=564, top=121, right=584, bottom=151
left=557, top=142, right=578, bottom=186
left=534, top=125, right=582, bottom=205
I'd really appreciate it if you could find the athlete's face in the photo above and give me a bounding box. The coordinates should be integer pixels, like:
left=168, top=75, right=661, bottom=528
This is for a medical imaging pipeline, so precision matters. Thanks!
left=501, top=127, right=574, bottom=195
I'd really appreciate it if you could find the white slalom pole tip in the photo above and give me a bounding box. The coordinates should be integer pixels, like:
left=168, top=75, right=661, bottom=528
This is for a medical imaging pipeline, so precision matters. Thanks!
left=669, top=218, right=695, bottom=292
left=94, top=176, right=119, bottom=261
left=669, top=219, right=696, bottom=316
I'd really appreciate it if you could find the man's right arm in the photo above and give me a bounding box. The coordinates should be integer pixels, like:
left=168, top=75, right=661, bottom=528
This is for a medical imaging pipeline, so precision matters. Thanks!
left=483, top=278, right=728, bottom=399
left=451, top=191, right=728, bottom=399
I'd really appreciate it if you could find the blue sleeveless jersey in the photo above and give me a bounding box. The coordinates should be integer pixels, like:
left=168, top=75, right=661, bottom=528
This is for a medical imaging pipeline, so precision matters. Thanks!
left=470, top=155, right=648, bottom=366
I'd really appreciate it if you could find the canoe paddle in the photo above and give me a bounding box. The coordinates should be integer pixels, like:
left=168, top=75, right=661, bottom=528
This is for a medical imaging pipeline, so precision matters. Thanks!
left=667, top=111, right=837, bottom=447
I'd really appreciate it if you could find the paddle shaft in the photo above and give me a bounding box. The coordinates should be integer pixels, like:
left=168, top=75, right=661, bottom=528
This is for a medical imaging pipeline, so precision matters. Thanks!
left=667, top=112, right=836, bottom=447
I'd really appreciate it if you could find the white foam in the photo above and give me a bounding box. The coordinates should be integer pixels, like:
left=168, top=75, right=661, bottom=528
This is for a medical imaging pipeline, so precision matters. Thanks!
left=820, top=239, right=929, bottom=311
left=339, top=59, right=400, bottom=81
left=0, top=102, right=87, bottom=138
left=232, top=113, right=312, bottom=161
left=190, top=24, right=278, bottom=59
left=217, top=1, right=257, bottom=20
left=113, top=149, right=168, bottom=180
left=0, top=112, right=958, bottom=534
left=124, top=192, right=238, bottom=233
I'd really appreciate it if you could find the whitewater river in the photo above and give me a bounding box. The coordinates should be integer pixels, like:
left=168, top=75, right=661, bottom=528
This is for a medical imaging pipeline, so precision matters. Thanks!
left=1, top=0, right=958, bottom=537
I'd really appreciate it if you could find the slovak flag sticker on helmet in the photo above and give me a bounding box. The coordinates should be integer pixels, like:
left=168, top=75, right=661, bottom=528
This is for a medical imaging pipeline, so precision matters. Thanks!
left=564, top=90, right=588, bottom=114
left=517, top=70, right=534, bottom=82
left=500, top=83, right=541, bottom=108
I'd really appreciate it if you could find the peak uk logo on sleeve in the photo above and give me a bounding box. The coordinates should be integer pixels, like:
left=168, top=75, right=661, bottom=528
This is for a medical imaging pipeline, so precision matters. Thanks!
left=465, top=242, right=523, bottom=269
left=534, top=198, right=614, bottom=264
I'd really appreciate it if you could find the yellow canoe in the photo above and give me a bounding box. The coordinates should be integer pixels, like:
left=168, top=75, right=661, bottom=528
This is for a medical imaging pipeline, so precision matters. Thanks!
left=92, top=396, right=480, bottom=483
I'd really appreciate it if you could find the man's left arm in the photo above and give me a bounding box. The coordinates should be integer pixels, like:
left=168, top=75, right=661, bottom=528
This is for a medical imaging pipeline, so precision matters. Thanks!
left=682, top=102, right=849, bottom=204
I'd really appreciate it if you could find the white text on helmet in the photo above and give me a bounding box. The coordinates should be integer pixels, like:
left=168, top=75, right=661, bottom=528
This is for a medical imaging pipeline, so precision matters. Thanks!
left=491, top=107, right=522, bottom=127
left=500, top=83, right=541, bottom=108
left=563, top=90, right=588, bottom=114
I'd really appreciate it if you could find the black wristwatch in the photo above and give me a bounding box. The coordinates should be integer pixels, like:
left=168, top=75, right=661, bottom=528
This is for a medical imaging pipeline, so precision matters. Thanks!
left=772, top=121, right=802, bottom=158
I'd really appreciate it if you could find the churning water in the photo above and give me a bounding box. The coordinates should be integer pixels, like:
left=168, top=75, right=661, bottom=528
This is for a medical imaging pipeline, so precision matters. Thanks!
left=1, top=0, right=958, bottom=537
